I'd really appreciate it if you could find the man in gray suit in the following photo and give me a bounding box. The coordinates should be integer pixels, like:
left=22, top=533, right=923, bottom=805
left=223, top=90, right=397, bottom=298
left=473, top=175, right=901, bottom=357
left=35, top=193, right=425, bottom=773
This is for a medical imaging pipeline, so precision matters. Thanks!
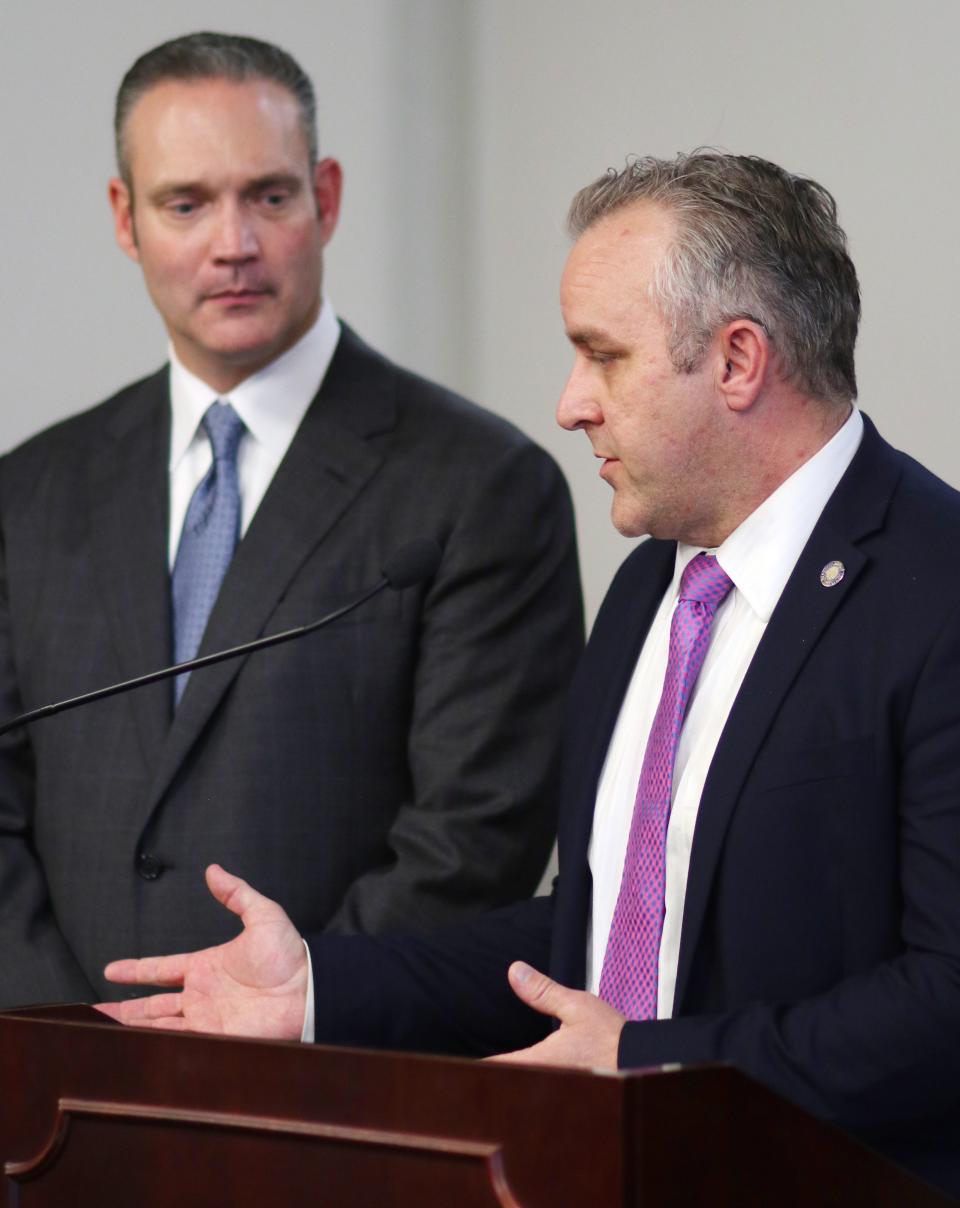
left=0, top=32, right=582, bottom=1009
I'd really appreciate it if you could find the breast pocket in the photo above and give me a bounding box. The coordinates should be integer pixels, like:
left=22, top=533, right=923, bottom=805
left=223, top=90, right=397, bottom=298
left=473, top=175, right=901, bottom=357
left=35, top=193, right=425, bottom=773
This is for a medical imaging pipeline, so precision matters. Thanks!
left=271, top=567, right=406, bottom=630
left=748, top=735, right=874, bottom=794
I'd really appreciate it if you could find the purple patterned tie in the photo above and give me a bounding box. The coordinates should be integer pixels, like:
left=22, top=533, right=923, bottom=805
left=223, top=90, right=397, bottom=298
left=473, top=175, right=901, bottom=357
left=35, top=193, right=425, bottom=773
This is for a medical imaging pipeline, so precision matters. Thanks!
left=599, top=553, right=734, bottom=1019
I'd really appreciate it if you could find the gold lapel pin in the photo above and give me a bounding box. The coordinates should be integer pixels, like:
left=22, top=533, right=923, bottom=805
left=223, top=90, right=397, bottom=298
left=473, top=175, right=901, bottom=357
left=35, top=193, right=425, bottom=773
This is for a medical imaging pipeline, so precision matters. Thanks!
left=820, top=560, right=845, bottom=588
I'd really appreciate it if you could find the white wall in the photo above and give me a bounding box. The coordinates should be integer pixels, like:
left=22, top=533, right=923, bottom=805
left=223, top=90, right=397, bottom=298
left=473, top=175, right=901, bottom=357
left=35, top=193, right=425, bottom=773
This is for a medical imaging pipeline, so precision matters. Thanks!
left=4, top=0, right=960, bottom=619
left=469, top=0, right=960, bottom=616
left=2, top=1, right=474, bottom=438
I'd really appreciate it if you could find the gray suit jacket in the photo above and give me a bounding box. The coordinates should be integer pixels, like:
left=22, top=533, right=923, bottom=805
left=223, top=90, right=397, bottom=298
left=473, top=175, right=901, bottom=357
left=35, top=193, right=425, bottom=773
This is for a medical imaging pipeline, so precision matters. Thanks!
left=0, top=325, right=583, bottom=1007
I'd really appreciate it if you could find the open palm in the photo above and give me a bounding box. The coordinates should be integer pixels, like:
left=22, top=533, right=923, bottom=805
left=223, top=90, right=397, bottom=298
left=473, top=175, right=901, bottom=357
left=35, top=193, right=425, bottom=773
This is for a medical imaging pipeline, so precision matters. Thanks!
left=96, top=864, right=308, bottom=1041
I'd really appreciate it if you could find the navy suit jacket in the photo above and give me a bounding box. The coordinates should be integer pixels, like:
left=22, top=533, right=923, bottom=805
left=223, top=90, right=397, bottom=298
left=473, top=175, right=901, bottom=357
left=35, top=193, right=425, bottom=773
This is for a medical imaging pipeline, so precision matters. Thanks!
left=311, top=415, right=960, bottom=1196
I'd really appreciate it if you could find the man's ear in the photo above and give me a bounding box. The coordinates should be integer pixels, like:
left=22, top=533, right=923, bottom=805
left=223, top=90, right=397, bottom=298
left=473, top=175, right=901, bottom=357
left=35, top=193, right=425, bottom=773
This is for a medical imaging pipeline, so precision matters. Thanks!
left=313, top=157, right=343, bottom=247
left=716, top=319, right=769, bottom=413
left=108, top=178, right=140, bottom=263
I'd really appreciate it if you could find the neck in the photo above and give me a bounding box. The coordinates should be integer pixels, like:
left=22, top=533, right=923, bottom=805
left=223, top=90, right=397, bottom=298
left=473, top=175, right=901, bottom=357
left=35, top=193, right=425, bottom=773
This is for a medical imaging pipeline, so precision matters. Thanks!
left=683, top=396, right=853, bottom=548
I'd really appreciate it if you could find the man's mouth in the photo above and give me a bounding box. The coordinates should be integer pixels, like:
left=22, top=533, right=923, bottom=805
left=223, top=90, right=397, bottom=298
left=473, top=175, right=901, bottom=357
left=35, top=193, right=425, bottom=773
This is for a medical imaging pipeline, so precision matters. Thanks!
left=205, top=287, right=272, bottom=305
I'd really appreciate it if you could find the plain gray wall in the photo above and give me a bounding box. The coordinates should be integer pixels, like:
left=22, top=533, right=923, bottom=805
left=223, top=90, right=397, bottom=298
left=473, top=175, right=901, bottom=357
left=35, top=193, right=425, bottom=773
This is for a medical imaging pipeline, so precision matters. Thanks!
left=5, top=0, right=960, bottom=621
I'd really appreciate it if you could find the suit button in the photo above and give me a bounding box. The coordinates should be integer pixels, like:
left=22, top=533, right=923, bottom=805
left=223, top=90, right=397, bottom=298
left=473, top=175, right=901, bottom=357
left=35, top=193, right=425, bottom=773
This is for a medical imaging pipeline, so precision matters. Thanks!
left=137, top=852, right=164, bottom=881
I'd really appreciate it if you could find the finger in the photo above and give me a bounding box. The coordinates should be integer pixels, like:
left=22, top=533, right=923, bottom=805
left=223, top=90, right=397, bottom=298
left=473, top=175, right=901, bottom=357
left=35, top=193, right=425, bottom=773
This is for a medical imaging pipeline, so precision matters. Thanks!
left=103, top=954, right=189, bottom=987
left=205, top=863, right=289, bottom=929
left=204, top=863, right=247, bottom=913
left=93, top=992, right=185, bottom=1023
left=488, top=1031, right=565, bottom=1066
left=507, top=961, right=573, bottom=1021
left=486, top=1045, right=538, bottom=1065
left=92, top=1002, right=126, bottom=1022
left=94, top=1006, right=186, bottom=1031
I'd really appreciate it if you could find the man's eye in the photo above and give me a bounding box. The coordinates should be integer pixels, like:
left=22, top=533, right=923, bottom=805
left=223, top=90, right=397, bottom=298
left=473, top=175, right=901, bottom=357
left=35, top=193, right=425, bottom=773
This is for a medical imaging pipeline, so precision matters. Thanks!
left=167, top=200, right=198, bottom=217
left=261, top=191, right=289, bottom=207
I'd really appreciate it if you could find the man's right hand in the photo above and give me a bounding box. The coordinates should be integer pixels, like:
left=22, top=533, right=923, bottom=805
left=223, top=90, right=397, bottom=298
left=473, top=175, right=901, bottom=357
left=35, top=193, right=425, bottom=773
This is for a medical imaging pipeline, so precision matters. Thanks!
left=96, top=864, right=308, bottom=1041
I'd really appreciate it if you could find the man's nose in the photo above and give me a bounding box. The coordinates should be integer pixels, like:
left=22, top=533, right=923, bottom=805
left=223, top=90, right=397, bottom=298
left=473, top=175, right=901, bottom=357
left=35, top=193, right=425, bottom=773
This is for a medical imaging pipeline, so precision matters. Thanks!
left=556, top=359, right=602, bottom=431
left=211, top=202, right=259, bottom=262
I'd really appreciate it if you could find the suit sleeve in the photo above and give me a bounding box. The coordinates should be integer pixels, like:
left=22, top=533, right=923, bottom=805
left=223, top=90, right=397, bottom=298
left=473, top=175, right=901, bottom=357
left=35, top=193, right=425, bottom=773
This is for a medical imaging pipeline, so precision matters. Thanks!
left=310, top=894, right=556, bottom=1056
left=322, top=440, right=583, bottom=935
left=0, top=503, right=97, bottom=1008
left=618, top=608, right=960, bottom=1137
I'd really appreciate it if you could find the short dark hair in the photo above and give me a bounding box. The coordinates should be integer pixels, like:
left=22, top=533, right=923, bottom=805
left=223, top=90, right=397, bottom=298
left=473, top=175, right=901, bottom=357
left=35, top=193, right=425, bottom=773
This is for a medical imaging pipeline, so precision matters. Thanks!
left=115, top=31, right=317, bottom=185
left=568, top=151, right=861, bottom=403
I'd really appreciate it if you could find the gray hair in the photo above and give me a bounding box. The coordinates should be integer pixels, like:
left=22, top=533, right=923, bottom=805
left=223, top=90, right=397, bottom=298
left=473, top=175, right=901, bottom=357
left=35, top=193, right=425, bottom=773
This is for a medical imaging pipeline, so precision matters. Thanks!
left=567, top=151, right=860, bottom=402
left=115, top=32, right=318, bottom=186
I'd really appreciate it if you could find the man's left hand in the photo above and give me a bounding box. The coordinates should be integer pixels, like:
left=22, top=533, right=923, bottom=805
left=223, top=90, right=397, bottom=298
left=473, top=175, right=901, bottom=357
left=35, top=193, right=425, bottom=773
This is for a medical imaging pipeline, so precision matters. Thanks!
left=491, top=961, right=625, bottom=1070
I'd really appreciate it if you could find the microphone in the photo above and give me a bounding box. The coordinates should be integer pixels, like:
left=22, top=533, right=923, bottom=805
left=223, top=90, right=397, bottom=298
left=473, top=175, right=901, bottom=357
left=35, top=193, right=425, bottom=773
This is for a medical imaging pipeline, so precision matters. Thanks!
left=0, top=538, right=442, bottom=739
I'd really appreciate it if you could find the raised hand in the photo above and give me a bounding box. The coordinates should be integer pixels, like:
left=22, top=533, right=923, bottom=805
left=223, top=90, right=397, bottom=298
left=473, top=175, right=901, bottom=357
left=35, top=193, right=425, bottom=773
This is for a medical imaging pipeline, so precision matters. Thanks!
left=490, top=961, right=625, bottom=1070
left=96, top=864, right=308, bottom=1040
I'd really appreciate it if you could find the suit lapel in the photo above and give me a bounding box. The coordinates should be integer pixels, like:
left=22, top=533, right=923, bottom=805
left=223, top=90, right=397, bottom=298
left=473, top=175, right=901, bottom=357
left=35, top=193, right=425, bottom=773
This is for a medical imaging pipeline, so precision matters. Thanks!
left=141, top=327, right=396, bottom=815
left=87, top=369, right=172, bottom=768
left=566, top=541, right=675, bottom=860
left=672, top=416, right=902, bottom=1009
left=551, top=540, right=675, bottom=990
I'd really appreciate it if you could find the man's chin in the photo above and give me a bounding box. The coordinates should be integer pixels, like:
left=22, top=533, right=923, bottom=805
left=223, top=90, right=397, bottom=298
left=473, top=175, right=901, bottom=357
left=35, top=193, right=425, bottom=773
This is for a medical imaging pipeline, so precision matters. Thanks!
left=172, top=308, right=317, bottom=387
left=194, top=322, right=290, bottom=368
left=610, top=498, right=651, bottom=541
left=173, top=331, right=287, bottom=390
left=202, top=307, right=317, bottom=361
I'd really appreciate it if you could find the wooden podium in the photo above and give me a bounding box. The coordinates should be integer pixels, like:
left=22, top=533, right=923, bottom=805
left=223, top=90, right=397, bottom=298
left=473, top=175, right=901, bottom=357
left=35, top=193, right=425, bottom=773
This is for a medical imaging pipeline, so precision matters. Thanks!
left=0, top=1005, right=948, bottom=1206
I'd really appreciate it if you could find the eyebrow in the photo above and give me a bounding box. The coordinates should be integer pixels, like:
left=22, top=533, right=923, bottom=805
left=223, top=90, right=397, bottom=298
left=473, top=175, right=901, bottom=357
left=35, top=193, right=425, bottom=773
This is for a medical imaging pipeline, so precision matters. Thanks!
left=245, top=173, right=304, bottom=194
left=148, top=173, right=304, bottom=204
left=149, top=182, right=204, bottom=204
left=566, top=327, right=622, bottom=349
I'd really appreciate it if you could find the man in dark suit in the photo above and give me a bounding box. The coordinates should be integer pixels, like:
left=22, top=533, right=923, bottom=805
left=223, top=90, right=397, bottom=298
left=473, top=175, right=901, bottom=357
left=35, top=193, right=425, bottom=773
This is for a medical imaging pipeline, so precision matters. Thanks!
left=0, top=32, right=583, bottom=1010
left=100, top=152, right=960, bottom=1195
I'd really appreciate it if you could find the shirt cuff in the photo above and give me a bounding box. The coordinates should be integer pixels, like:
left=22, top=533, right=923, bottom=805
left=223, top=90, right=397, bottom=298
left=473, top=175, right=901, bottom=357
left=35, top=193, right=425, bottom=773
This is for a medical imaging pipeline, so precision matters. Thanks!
left=300, top=939, right=315, bottom=1043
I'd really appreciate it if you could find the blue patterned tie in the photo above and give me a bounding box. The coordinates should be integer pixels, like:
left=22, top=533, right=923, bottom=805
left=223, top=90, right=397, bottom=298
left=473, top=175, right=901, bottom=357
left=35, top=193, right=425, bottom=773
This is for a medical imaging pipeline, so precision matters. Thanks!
left=171, top=401, right=245, bottom=704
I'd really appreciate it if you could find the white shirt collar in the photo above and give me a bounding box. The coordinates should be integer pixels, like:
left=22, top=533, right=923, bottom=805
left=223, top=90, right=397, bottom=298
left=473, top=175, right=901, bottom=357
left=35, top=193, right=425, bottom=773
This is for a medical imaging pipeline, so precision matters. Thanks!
left=675, top=406, right=864, bottom=622
left=168, top=298, right=341, bottom=470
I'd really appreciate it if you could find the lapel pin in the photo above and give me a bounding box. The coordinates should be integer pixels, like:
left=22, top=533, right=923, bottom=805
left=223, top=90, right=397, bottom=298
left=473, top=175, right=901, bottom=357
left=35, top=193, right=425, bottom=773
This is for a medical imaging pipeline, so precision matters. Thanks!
left=820, top=560, right=845, bottom=588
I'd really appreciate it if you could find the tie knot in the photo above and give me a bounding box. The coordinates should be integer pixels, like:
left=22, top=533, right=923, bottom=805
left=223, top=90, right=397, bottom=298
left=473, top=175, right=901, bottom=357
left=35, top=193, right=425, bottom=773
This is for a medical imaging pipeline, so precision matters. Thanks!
left=202, top=401, right=245, bottom=463
left=678, top=552, right=733, bottom=610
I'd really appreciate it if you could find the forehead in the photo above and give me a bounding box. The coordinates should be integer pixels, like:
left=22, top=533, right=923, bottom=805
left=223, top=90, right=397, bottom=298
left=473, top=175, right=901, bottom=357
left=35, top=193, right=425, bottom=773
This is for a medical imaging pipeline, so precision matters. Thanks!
left=123, top=77, right=309, bottom=184
left=562, top=201, right=675, bottom=300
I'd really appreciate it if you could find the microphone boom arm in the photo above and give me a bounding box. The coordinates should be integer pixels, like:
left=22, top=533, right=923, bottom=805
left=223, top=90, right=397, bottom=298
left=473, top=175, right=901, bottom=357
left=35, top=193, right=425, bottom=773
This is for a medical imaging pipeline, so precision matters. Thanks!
left=0, top=577, right=390, bottom=739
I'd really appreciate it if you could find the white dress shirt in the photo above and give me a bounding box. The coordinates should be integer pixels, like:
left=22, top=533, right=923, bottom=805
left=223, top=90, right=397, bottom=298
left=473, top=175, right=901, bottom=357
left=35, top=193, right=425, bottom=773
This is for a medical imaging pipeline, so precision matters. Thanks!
left=167, top=300, right=341, bottom=567
left=587, top=407, right=864, bottom=1018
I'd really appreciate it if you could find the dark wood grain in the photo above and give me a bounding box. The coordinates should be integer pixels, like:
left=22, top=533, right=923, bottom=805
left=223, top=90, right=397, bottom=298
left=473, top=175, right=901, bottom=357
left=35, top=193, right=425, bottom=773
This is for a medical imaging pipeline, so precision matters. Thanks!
left=0, top=1006, right=948, bottom=1207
